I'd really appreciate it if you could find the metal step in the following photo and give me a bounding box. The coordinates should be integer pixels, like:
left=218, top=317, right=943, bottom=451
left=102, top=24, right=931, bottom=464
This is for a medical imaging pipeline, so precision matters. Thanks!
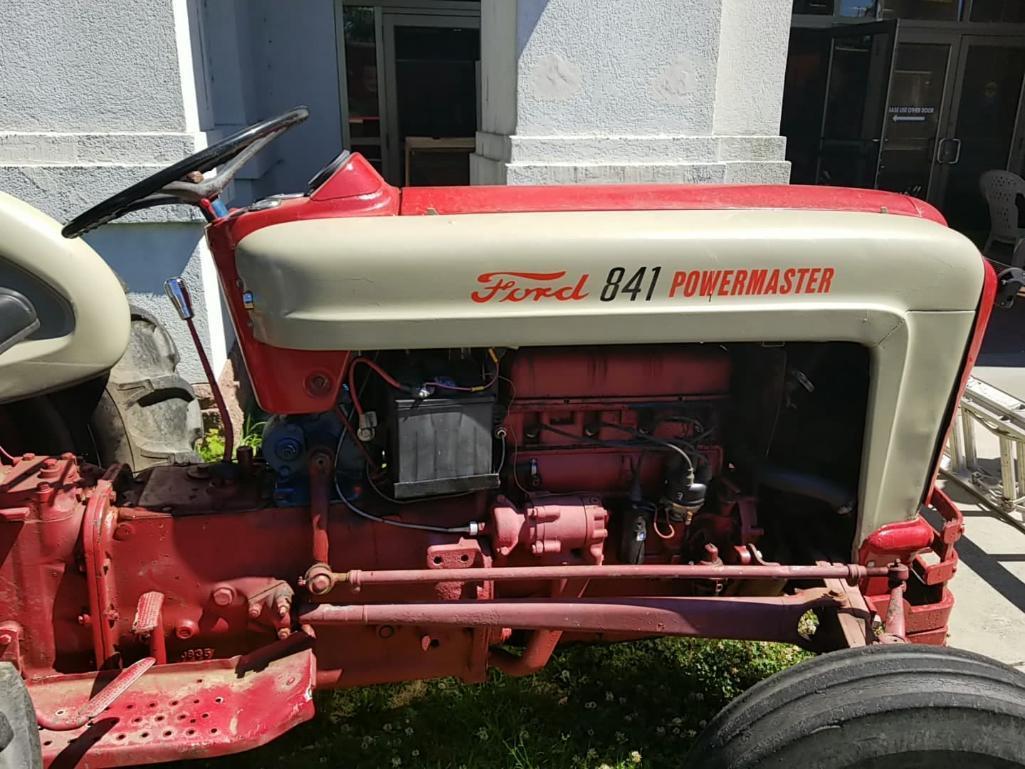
left=30, top=647, right=314, bottom=768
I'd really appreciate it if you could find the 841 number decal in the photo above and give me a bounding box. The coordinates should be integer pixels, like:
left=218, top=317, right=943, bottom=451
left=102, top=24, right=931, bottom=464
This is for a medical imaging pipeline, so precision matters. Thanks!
left=600, top=266, right=662, bottom=302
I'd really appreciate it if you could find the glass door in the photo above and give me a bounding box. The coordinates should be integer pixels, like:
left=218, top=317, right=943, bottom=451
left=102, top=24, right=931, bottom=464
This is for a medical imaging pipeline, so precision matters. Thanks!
left=875, top=38, right=953, bottom=198
left=815, top=20, right=897, bottom=188
left=381, top=12, right=480, bottom=186
left=935, top=36, right=1025, bottom=236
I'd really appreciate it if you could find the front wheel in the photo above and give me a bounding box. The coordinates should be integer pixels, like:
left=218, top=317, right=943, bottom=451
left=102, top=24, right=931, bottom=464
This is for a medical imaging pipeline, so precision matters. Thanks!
left=685, top=644, right=1025, bottom=769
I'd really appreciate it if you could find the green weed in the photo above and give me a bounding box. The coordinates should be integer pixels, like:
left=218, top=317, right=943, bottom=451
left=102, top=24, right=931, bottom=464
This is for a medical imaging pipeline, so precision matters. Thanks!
left=170, top=639, right=807, bottom=769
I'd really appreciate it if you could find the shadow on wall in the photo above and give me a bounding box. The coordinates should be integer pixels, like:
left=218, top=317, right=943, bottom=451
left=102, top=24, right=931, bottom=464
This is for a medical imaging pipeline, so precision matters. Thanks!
left=189, top=0, right=345, bottom=205
left=84, top=222, right=212, bottom=383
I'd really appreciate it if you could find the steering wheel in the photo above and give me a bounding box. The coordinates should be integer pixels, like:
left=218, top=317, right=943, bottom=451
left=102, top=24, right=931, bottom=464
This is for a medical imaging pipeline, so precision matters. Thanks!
left=62, top=107, right=309, bottom=239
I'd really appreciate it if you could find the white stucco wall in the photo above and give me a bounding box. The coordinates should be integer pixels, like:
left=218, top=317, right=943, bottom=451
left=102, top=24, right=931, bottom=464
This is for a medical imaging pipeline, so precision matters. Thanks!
left=0, top=0, right=346, bottom=383
left=0, top=0, right=217, bottom=382
left=472, top=0, right=792, bottom=185
left=713, top=0, right=792, bottom=136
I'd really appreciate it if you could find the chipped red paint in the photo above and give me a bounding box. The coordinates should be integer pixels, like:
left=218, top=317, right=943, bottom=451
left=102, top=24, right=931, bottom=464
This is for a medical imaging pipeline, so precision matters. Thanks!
left=858, top=487, right=967, bottom=646
left=32, top=649, right=315, bottom=768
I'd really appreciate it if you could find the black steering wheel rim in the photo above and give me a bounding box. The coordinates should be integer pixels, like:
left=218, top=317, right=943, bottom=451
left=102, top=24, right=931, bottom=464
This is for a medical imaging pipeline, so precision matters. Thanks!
left=62, top=107, right=309, bottom=239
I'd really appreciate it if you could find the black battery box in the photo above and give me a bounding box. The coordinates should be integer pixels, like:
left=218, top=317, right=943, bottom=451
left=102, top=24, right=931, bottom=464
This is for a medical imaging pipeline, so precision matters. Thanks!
left=389, top=392, right=499, bottom=499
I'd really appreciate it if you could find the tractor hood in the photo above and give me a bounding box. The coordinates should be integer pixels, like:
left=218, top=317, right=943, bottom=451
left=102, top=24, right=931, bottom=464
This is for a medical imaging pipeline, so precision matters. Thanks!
left=233, top=205, right=988, bottom=544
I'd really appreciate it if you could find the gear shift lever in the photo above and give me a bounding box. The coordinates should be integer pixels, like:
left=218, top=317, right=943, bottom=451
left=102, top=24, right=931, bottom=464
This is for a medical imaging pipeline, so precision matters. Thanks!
left=163, top=277, right=235, bottom=463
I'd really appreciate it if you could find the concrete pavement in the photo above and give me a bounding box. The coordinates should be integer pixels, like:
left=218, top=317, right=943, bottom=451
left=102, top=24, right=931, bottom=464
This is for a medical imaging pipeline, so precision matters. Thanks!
left=942, top=297, right=1025, bottom=670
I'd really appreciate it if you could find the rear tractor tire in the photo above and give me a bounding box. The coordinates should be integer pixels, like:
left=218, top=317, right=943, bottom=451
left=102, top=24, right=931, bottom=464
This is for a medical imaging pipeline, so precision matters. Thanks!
left=0, top=662, right=42, bottom=769
left=89, top=308, right=203, bottom=470
left=0, top=307, right=203, bottom=470
left=685, top=643, right=1025, bottom=769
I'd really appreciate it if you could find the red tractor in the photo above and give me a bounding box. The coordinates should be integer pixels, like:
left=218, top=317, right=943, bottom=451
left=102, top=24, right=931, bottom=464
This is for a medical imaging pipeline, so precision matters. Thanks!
left=2, top=108, right=1024, bottom=768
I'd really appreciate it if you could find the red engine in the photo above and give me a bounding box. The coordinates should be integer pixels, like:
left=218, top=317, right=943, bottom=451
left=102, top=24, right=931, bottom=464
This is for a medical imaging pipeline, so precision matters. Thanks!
left=0, top=343, right=762, bottom=690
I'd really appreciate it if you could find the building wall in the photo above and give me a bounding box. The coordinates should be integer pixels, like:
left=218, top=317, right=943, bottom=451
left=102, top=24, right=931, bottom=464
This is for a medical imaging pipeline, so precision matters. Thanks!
left=0, top=0, right=796, bottom=384
left=194, top=0, right=345, bottom=204
left=0, top=0, right=217, bottom=383
left=0, top=0, right=347, bottom=383
left=472, top=0, right=792, bottom=185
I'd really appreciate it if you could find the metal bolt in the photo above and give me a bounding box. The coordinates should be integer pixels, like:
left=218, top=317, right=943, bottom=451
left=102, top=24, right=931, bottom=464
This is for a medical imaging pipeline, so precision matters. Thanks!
left=211, top=586, right=236, bottom=607
left=248, top=603, right=262, bottom=619
left=175, top=619, right=198, bottom=640
left=77, top=614, right=91, bottom=626
left=305, top=373, right=332, bottom=397
left=307, top=573, right=332, bottom=595
left=275, top=595, right=291, bottom=618
left=275, top=439, right=302, bottom=461
left=277, top=628, right=291, bottom=640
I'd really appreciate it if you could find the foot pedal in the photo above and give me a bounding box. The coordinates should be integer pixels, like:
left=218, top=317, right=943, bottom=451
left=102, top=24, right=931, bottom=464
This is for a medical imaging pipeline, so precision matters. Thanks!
left=131, top=591, right=166, bottom=664
left=131, top=592, right=164, bottom=636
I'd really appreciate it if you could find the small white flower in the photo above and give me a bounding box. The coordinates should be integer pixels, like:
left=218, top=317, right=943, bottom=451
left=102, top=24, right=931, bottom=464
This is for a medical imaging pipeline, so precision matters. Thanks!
left=475, top=727, right=489, bottom=740
left=404, top=727, right=413, bottom=736
left=411, top=750, right=420, bottom=758
left=630, top=750, right=643, bottom=764
left=615, top=731, right=626, bottom=743
left=605, top=691, right=615, bottom=702
left=391, top=758, right=401, bottom=768
left=584, top=701, right=597, bottom=710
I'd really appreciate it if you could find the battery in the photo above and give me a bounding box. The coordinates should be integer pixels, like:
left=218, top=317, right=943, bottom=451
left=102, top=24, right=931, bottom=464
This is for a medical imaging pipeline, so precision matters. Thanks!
left=389, top=392, right=499, bottom=499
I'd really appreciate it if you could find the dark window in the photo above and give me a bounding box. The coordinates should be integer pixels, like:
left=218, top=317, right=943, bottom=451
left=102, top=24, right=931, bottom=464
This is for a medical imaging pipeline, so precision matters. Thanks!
left=971, top=0, right=1025, bottom=22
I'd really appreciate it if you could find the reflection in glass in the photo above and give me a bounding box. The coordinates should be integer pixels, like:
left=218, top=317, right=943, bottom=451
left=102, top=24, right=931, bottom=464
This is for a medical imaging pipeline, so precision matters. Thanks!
left=839, top=0, right=879, bottom=16
left=944, top=45, right=1025, bottom=234
left=880, top=0, right=962, bottom=20
left=793, top=0, right=835, bottom=14
left=817, top=27, right=893, bottom=188
left=343, top=6, right=383, bottom=174
left=877, top=43, right=948, bottom=198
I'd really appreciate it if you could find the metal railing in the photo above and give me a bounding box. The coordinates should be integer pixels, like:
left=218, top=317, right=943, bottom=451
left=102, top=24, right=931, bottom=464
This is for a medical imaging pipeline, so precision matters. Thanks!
left=943, top=375, right=1025, bottom=532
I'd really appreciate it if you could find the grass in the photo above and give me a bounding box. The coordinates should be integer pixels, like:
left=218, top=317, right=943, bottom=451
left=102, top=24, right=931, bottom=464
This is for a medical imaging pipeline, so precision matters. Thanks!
left=196, top=414, right=265, bottom=463
left=187, top=425, right=807, bottom=767
left=168, top=639, right=807, bottom=769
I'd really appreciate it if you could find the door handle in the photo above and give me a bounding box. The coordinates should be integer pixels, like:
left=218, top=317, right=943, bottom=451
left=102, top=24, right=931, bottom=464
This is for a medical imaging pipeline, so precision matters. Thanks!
left=936, top=137, right=963, bottom=165
left=949, top=137, right=962, bottom=165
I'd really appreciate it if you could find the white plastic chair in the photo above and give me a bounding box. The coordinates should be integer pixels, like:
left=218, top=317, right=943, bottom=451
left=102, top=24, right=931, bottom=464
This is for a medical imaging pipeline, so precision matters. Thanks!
left=980, top=169, right=1025, bottom=266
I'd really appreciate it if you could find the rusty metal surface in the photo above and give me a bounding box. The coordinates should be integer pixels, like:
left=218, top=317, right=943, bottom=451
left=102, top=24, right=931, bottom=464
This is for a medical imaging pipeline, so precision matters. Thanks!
left=35, top=657, right=156, bottom=732
left=32, top=649, right=314, bottom=768
left=300, top=589, right=841, bottom=645
left=335, top=562, right=898, bottom=590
